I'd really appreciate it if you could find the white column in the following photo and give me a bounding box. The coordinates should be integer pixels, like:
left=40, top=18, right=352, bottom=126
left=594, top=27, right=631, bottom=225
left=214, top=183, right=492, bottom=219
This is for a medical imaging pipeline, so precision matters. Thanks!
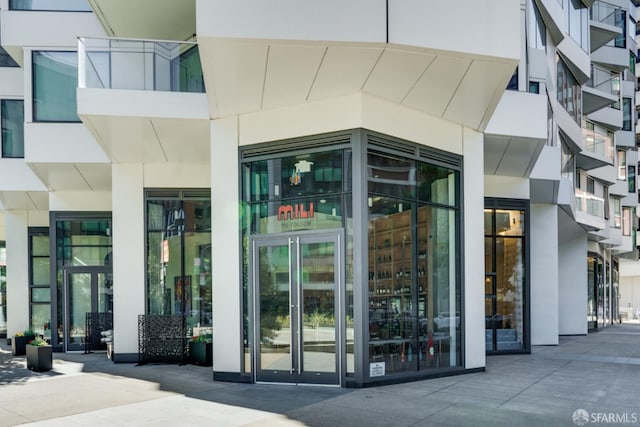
left=211, top=117, right=242, bottom=374
left=463, top=128, right=485, bottom=369
left=558, top=234, right=588, bottom=335
left=530, top=203, right=559, bottom=344
left=112, top=164, right=145, bottom=361
left=6, top=210, right=29, bottom=338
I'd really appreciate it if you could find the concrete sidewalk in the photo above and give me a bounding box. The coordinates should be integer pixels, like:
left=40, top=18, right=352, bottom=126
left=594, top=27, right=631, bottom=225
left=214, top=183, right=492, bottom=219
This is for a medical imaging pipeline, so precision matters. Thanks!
left=1, top=323, right=640, bottom=426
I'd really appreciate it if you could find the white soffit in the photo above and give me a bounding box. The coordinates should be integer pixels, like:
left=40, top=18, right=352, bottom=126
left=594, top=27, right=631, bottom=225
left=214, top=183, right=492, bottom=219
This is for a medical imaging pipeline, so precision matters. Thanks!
left=89, top=0, right=196, bottom=41
left=29, top=163, right=111, bottom=192
left=199, top=39, right=516, bottom=132
left=0, top=191, right=48, bottom=210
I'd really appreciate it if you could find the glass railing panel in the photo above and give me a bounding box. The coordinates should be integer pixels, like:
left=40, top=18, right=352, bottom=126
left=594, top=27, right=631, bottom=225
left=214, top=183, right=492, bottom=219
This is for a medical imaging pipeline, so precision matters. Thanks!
left=9, top=0, right=91, bottom=11
left=590, top=0, right=621, bottom=27
left=582, top=119, right=614, bottom=163
left=575, top=189, right=605, bottom=217
left=78, top=37, right=204, bottom=93
left=585, top=64, right=620, bottom=98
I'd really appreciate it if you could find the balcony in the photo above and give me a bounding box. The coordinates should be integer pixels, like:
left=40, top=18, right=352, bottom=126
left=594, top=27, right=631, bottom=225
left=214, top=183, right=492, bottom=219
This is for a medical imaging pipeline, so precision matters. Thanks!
left=590, top=1, right=624, bottom=52
left=77, top=37, right=209, bottom=164
left=583, top=64, right=619, bottom=115
left=196, top=0, right=520, bottom=129
left=577, top=119, right=615, bottom=170
left=575, top=189, right=607, bottom=231
left=484, top=91, right=547, bottom=177
left=0, top=2, right=104, bottom=65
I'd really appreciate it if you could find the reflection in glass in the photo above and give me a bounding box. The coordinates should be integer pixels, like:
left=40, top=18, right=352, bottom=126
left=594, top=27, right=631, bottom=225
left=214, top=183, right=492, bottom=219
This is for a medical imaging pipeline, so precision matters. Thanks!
left=485, top=207, right=526, bottom=352
left=1, top=100, right=24, bottom=158
left=301, top=241, right=336, bottom=374
left=258, top=244, right=291, bottom=372
left=68, top=273, right=91, bottom=347
left=33, top=51, right=80, bottom=122
left=367, top=148, right=462, bottom=376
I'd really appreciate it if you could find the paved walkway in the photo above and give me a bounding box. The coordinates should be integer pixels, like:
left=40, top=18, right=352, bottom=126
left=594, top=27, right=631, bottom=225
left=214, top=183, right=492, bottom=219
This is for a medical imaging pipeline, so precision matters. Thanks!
left=1, top=323, right=640, bottom=426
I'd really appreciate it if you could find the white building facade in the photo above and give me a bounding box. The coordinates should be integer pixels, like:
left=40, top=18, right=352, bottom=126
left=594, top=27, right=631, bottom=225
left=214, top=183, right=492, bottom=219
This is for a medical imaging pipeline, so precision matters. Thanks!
left=0, top=0, right=636, bottom=387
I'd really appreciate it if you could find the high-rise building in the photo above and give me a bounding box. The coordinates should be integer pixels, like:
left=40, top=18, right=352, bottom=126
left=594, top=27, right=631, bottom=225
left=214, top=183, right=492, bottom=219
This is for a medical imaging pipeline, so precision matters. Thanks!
left=0, top=0, right=636, bottom=387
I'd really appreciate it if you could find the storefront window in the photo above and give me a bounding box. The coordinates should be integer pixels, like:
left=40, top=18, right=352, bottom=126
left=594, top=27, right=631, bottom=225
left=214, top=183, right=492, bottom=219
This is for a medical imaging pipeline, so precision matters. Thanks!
left=145, top=191, right=212, bottom=330
left=30, top=230, right=51, bottom=338
left=367, top=151, right=461, bottom=375
left=484, top=203, right=528, bottom=353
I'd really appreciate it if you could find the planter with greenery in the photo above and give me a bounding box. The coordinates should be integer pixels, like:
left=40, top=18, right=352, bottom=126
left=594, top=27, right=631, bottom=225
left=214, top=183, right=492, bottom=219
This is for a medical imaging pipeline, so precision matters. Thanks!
left=188, top=334, right=212, bottom=366
left=26, top=337, right=52, bottom=372
left=12, top=329, right=36, bottom=356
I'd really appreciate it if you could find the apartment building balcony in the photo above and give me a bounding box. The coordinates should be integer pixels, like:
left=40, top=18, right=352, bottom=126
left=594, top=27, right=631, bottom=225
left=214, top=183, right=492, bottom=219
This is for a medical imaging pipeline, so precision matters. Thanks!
left=77, top=37, right=209, bottom=164
left=602, top=225, right=623, bottom=248
left=195, top=0, right=520, bottom=130
left=575, top=189, right=607, bottom=231
left=587, top=105, right=622, bottom=129
left=0, top=0, right=104, bottom=65
left=484, top=91, right=547, bottom=176
left=591, top=45, right=632, bottom=72
left=583, top=64, right=620, bottom=115
left=576, top=119, right=615, bottom=170
left=590, top=1, right=624, bottom=52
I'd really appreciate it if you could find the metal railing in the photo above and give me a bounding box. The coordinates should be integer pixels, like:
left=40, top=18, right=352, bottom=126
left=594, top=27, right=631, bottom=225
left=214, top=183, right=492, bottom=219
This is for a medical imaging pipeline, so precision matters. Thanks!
left=78, top=37, right=205, bottom=93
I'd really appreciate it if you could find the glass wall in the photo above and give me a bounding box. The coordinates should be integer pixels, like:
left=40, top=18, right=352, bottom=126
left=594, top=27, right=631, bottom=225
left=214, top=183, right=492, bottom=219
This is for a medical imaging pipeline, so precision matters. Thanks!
left=567, top=0, right=589, bottom=51
left=1, top=100, right=24, bottom=158
left=557, top=57, right=582, bottom=124
left=52, top=215, right=112, bottom=347
left=484, top=202, right=528, bottom=353
left=29, top=228, right=50, bottom=338
left=587, top=253, right=603, bottom=330
left=32, top=51, right=80, bottom=122
left=367, top=150, right=461, bottom=375
left=242, top=148, right=352, bottom=375
left=146, top=190, right=212, bottom=331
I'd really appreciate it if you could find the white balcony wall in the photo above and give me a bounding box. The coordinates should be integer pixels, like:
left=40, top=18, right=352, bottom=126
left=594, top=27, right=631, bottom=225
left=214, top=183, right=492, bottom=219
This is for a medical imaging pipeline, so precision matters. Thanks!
left=485, top=176, right=530, bottom=199
left=485, top=91, right=548, bottom=140
left=0, top=9, right=105, bottom=52
left=587, top=106, right=622, bottom=129
left=591, top=45, right=631, bottom=71
left=530, top=146, right=561, bottom=181
left=0, top=67, right=23, bottom=97
left=197, top=0, right=386, bottom=43
left=24, top=123, right=109, bottom=163
left=388, top=0, right=520, bottom=59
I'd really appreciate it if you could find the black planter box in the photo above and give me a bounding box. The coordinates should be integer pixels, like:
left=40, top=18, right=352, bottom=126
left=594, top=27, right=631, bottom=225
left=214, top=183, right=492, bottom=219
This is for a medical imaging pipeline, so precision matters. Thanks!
left=189, top=342, right=212, bottom=366
left=26, top=345, right=53, bottom=372
left=12, top=335, right=36, bottom=356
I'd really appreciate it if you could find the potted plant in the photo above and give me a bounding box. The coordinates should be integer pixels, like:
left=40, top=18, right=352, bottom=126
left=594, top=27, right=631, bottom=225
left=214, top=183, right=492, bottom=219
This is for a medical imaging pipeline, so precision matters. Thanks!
left=12, top=328, right=36, bottom=356
left=188, top=334, right=212, bottom=366
left=26, top=337, right=53, bottom=372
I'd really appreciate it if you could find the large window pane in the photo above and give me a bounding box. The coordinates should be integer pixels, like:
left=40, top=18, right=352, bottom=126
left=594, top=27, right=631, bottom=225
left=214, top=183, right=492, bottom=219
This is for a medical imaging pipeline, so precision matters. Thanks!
left=171, top=46, right=205, bottom=93
left=33, top=51, right=80, bottom=122
left=1, top=100, right=24, bottom=158
left=557, top=58, right=582, bottom=124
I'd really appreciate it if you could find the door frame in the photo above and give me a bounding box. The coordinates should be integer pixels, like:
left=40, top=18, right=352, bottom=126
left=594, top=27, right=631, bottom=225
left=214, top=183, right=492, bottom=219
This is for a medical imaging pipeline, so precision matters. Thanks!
left=250, top=228, right=345, bottom=386
left=62, top=265, right=112, bottom=352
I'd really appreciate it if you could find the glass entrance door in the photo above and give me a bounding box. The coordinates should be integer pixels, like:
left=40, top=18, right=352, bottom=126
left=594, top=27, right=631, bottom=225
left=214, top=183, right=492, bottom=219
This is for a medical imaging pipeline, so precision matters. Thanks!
left=252, top=231, right=342, bottom=385
left=64, top=267, right=113, bottom=351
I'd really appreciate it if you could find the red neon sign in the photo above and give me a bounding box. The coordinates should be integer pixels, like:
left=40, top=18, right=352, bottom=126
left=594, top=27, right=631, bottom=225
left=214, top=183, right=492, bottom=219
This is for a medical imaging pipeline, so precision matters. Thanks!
left=278, top=202, right=314, bottom=221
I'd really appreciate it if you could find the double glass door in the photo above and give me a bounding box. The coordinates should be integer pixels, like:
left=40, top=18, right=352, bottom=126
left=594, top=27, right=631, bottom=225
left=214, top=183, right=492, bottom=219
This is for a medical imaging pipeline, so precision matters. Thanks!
left=64, top=267, right=113, bottom=351
left=252, top=231, right=342, bottom=385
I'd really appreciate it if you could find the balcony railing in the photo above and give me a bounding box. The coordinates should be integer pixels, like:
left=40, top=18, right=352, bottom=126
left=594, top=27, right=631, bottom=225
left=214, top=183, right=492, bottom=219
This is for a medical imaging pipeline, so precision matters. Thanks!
left=585, top=64, right=620, bottom=98
left=78, top=37, right=205, bottom=93
left=590, top=0, right=622, bottom=27
left=582, top=119, right=615, bottom=162
left=575, top=189, right=605, bottom=217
